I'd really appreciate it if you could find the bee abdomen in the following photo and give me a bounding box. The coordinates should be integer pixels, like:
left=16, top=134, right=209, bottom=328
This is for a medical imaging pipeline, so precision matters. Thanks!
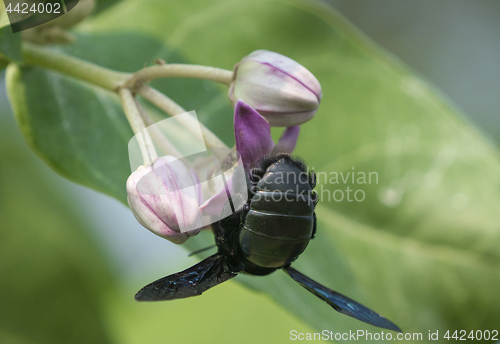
left=250, top=191, right=315, bottom=215
left=239, top=209, right=313, bottom=268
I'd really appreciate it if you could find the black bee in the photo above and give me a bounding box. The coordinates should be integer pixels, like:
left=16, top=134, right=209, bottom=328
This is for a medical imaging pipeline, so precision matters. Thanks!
left=135, top=154, right=401, bottom=332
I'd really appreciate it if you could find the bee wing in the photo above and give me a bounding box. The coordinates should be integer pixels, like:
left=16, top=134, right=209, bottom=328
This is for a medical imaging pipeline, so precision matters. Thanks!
left=284, top=266, right=402, bottom=332
left=136, top=254, right=237, bottom=301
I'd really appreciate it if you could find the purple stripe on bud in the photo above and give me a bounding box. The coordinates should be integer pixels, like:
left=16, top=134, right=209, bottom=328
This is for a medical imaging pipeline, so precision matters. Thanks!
left=229, top=50, right=322, bottom=127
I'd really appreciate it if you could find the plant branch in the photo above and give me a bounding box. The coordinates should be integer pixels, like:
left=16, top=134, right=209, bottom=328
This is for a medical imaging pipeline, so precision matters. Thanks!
left=22, top=42, right=129, bottom=91
left=138, top=85, right=186, bottom=115
left=125, top=64, right=233, bottom=89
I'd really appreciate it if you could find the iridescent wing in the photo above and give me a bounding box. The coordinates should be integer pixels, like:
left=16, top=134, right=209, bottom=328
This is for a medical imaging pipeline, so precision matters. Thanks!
left=284, top=266, right=402, bottom=332
left=136, top=254, right=237, bottom=301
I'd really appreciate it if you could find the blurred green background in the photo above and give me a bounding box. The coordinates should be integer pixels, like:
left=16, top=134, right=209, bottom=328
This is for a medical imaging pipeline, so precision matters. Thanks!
left=1, top=0, right=500, bottom=343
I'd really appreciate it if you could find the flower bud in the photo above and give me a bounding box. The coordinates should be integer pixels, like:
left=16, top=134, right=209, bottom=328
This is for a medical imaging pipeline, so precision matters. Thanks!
left=228, top=50, right=322, bottom=127
left=127, top=156, right=202, bottom=244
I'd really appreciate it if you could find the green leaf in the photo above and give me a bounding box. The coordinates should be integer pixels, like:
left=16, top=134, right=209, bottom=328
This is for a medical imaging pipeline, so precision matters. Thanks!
left=0, top=27, right=22, bottom=64
left=7, top=0, right=500, bottom=340
left=0, top=0, right=21, bottom=64
left=0, top=119, right=114, bottom=344
left=94, top=0, right=124, bottom=14
left=7, top=63, right=133, bottom=202
left=0, top=1, right=10, bottom=29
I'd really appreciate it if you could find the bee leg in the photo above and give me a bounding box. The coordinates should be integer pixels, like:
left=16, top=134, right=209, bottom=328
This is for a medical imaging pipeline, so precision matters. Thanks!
left=211, top=209, right=244, bottom=272
left=311, top=212, right=317, bottom=239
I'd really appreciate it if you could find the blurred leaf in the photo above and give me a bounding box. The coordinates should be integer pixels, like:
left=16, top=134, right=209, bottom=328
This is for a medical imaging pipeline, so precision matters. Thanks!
left=0, top=1, right=21, bottom=64
left=0, top=57, right=8, bottom=70
left=0, top=27, right=21, bottom=63
left=0, top=128, right=114, bottom=343
left=93, top=0, right=123, bottom=14
left=6, top=0, right=500, bottom=341
left=0, top=0, right=10, bottom=29
left=103, top=278, right=314, bottom=344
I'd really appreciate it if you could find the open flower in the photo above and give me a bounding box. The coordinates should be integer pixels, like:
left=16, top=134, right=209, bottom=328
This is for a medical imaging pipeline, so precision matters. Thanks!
left=200, top=100, right=299, bottom=216
left=234, top=100, right=300, bottom=168
left=229, top=50, right=322, bottom=126
left=127, top=156, right=203, bottom=244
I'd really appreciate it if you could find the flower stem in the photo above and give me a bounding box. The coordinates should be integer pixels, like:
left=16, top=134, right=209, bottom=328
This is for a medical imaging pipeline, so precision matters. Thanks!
left=126, top=64, right=233, bottom=89
left=138, top=85, right=186, bottom=115
left=134, top=98, right=183, bottom=158
left=22, top=42, right=129, bottom=91
left=118, top=88, right=157, bottom=166
left=138, top=85, right=229, bottom=158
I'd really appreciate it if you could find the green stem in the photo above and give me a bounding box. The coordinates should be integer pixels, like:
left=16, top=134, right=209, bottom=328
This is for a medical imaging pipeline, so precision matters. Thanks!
left=22, top=42, right=130, bottom=91
left=134, top=98, right=183, bottom=158
left=118, top=88, right=158, bottom=166
left=126, top=64, right=233, bottom=89
left=138, top=85, right=229, bottom=156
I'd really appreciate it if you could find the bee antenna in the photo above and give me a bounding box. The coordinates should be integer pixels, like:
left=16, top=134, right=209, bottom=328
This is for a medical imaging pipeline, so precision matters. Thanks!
left=188, top=244, right=217, bottom=257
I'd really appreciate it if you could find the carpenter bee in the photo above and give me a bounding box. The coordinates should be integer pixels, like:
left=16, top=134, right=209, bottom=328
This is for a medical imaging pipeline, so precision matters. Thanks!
left=135, top=154, right=401, bottom=332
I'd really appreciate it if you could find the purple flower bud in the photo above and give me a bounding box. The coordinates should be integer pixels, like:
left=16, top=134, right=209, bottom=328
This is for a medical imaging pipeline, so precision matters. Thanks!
left=127, top=156, right=203, bottom=244
left=228, top=50, right=322, bottom=127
